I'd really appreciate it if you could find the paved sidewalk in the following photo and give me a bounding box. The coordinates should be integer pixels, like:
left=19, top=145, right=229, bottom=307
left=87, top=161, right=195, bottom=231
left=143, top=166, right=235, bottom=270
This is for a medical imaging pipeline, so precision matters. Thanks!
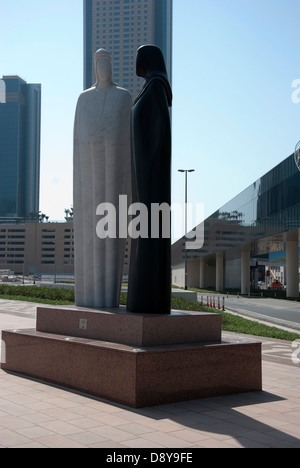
left=0, top=300, right=300, bottom=448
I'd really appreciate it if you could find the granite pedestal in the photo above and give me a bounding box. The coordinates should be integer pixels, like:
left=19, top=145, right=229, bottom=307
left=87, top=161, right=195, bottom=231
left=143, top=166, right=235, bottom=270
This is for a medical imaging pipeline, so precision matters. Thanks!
left=1, top=306, right=262, bottom=408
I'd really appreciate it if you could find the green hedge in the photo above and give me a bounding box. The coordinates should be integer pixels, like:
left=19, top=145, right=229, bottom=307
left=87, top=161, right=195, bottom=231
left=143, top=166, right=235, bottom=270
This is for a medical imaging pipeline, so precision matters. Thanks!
left=0, top=285, right=74, bottom=302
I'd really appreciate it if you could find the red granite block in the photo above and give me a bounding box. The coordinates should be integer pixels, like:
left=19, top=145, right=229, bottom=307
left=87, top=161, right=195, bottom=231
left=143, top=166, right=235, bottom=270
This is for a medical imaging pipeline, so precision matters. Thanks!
left=1, top=329, right=262, bottom=408
left=36, top=306, right=222, bottom=346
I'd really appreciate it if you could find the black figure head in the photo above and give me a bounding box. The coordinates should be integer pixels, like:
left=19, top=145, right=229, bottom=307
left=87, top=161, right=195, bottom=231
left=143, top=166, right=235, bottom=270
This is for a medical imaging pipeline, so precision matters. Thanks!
left=135, top=45, right=172, bottom=107
left=136, top=45, right=168, bottom=80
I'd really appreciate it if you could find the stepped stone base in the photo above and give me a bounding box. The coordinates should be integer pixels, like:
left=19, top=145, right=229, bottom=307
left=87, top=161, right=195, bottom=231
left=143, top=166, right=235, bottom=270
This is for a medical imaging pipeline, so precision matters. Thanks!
left=36, top=305, right=222, bottom=346
left=1, top=306, right=262, bottom=408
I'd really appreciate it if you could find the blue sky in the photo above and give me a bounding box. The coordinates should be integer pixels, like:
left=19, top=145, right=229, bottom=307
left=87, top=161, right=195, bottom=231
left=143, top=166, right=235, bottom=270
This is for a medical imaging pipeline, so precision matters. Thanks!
left=1, top=0, right=300, bottom=237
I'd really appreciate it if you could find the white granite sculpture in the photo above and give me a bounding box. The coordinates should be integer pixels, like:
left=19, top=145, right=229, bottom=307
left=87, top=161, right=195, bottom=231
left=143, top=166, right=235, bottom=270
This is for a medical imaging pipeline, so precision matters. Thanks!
left=73, top=49, right=132, bottom=308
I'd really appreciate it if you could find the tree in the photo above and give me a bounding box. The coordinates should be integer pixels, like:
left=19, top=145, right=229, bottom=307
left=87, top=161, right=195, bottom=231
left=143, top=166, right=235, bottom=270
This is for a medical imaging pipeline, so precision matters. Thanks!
left=64, top=207, right=74, bottom=222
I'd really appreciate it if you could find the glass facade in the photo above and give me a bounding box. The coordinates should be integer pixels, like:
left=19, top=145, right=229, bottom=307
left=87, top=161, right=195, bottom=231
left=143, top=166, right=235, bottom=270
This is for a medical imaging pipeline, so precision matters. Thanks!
left=154, top=0, right=172, bottom=85
left=84, top=0, right=93, bottom=90
left=83, top=0, right=173, bottom=98
left=0, top=76, right=41, bottom=220
left=172, top=152, right=300, bottom=265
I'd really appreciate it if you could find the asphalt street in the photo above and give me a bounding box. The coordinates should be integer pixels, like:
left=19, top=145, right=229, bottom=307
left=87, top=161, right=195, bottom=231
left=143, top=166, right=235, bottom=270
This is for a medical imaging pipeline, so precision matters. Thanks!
left=198, top=293, right=300, bottom=333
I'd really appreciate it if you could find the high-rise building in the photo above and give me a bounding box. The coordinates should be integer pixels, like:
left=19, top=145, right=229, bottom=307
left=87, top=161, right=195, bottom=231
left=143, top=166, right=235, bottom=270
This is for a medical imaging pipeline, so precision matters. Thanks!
left=83, top=0, right=173, bottom=97
left=0, top=76, right=41, bottom=221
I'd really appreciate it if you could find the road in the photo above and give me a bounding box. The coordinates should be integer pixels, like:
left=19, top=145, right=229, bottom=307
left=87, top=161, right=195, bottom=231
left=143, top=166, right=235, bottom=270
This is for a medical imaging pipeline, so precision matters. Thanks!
left=197, top=293, right=300, bottom=333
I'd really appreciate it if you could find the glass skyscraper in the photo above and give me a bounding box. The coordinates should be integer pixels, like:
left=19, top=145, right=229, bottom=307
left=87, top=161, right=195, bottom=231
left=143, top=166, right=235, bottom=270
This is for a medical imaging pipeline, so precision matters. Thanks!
left=0, top=76, right=41, bottom=220
left=83, top=0, right=173, bottom=97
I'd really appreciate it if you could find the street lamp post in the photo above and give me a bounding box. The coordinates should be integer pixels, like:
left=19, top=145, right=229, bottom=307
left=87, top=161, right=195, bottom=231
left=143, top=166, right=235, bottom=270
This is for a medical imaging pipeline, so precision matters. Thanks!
left=178, top=169, right=195, bottom=290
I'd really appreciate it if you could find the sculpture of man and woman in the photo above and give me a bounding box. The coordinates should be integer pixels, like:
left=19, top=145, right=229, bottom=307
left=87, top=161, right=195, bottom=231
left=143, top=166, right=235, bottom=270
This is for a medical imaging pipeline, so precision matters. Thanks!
left=74, top=45, right=172, bottom=315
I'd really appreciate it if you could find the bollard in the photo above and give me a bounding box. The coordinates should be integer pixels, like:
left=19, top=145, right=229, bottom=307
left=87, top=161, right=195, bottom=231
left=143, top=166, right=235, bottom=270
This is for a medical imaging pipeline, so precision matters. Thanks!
left=213, top=296, right=215, bottom=308
left=222, top=297, right=225, bottom=311
left=207, top=296, right=209, bottom=307
left=218, top=296, right=221, bottom=309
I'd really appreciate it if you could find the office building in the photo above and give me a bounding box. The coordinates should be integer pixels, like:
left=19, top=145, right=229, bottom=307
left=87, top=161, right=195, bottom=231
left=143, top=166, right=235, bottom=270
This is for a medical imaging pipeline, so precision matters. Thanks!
left=0, top=220, right=130, bottom=279
left=0, top=221, right=74, bottom=277
left=83, top=0, right=173, bottom=97
left=172, top=150, right=300, bottom=297
left=0, top=76, right=41, bottom=221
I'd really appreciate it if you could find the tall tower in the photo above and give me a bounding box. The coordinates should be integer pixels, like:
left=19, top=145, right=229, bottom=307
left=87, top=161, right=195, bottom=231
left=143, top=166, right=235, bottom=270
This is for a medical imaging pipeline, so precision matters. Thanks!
left=83, top=0, right=173, bottom=98
left=0, top=76, right=41, bottom=220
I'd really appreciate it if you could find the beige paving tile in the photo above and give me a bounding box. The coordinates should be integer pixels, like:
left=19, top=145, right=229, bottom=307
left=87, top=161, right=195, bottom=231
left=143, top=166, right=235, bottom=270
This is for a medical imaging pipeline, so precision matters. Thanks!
left=89, top=441, right=128, bottom=448
left=0, top=402, right=35, bottom=417
left=85, top=400, right=125, bottom=413
left=38, top=420, right=84, bottom=436
left=35, top=434, right=87, bottom=448
left=66, top=431, right=109, bottom=446
left=0, top=429, right=32, bottom=448
left=112, top=410, right=153, bottom=422
left=139, top=431, right=194, bottom=448
left=41, top=397, right=82, bottom=409
left=115, top=422, right=156, bottom=436
left=24, top=401, right=59, bottom=412
left=93, top=413, right=146, bottom=427
left=67, top=417, right=103, bottom=430
left=197, top=438, right=242, bottom=448
left=137, top=418, right=183, bottom=433
left=16, top=426, right=55, bottom=439
left=0, top=415, right=34, bottom=431
left=3, top=393, right=38, bottom=406
left=167, top=429, right=211, bottom=443
left=122, top=437, right=165, bottom=448
left=66, top=404, right=101, bottom=417
left=90, top=425, right=140, bottom=443
left=14, top=442, right=48, bottom=448
left=21, top=412, right=56, bottom=424
left=39, top=407, right=84, bottom=422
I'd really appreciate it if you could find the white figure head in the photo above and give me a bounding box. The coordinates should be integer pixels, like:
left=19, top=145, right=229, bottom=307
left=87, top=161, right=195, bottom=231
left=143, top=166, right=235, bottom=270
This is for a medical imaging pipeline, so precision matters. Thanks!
left=94, top=49, right=115, bottom=89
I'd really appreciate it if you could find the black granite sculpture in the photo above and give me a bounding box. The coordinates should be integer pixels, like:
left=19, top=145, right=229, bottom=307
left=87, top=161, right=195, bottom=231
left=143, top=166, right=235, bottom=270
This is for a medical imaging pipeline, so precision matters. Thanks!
left=127, top=45, right=173, bottom=315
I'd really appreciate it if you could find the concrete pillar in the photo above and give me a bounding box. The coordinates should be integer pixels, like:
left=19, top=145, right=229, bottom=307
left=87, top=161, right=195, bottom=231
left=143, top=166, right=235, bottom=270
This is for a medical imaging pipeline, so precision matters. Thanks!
left=199, top=259, right=205, bottom=289
left=187, top=260, right=200, bottom=288
left=216, top=252, right=224, bottom=292
left=241, top=249, right=250, bottom=295
left=286, top=231, right=299, bottom=298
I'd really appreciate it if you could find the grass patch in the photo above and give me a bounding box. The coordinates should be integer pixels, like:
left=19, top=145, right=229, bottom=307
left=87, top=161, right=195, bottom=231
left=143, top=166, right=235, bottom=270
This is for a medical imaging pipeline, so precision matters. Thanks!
left=220, top=310, right=300, bottom=341
left=171, top=297, right=300, bottom=341
left=1, top=286, right=299, bottom=341
left=121, top=294, right=300, bottom=341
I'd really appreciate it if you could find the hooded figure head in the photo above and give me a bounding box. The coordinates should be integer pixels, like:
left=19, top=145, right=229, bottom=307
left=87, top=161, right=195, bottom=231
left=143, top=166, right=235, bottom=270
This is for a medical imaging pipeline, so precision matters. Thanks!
left=93, top=49, right=117, bottom=88
left=135, top=45, right=172, bottom=107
